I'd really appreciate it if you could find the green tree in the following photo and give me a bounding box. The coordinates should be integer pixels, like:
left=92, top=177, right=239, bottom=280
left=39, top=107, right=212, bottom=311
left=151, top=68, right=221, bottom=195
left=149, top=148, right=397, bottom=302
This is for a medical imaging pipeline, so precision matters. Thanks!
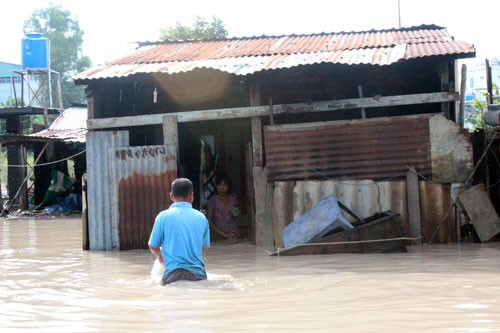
left=23, top=3, right=91, bottom=108
left=0, top=96, right=24, bottom=107
left=466, top=83, right=500, bottom=129
left=160, top=15, right=228, bottom=40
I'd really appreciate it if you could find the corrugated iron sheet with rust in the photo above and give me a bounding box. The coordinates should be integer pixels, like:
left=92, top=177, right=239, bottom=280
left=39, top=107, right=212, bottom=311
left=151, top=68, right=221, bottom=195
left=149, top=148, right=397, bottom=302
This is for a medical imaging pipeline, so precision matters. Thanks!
left=74, top=25, right=475, bottom=81
left=109, top=145, right=177, bottom=250
left=29, top=107, right=87, bottom=142
left=86, top=130, right=129, bottom=250
left=264, top=115, right=432, bottom=181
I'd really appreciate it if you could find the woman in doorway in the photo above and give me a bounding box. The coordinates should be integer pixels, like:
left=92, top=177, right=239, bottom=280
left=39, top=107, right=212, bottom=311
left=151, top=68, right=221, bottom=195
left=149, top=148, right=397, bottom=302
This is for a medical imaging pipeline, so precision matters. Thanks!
left=206, top=174, right=241, bottom=241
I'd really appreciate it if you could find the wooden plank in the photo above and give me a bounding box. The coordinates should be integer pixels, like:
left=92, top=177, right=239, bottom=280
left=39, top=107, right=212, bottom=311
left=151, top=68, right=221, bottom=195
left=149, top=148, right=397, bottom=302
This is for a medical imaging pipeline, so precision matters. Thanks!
left=406, top=167, right=422, bottom=244
left=458, top=183, right=500, bottom=242
left=486, top=59, right=493, bottom=104
left=459, top=64, right=467, bottom=127
left=163, top=115, right=179, bottom=174
left=162, top=115, right=178, bottom=156
left=249, top=79, right=263, bottom=244
left=245, top=142, right=256, bottom=243
left=249, top=79, right=263, bottom=168
left=438, top=61, right=451, bottom=119
left=87, top=95, right=95, bottom=120
left=272, top=182, right=294, bottom=249
left=253, top=166, right=274, bottom=248
left=358, top=85, right=366, bottom=119
left=251, top=118, right=263, bottom=167
left=265, top=114, right=432, bottom=132
left=451, top=183, right=464, bottom=242
left=87, top=92, right=459, bottom=130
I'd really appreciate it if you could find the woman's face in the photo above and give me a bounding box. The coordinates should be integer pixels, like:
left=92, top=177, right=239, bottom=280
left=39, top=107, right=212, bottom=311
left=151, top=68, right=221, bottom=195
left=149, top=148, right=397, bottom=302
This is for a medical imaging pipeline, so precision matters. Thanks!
left=216, top=181, right=229, bottom=194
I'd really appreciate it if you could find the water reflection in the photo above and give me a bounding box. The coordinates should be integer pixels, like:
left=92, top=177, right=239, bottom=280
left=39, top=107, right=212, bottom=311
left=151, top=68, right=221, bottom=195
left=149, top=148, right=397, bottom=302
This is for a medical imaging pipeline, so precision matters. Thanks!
left=1, top=218, right=499, bottom=332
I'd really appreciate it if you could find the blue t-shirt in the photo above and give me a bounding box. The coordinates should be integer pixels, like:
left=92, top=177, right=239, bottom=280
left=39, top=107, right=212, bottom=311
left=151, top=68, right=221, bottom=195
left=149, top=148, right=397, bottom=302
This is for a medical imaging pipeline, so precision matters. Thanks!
left=148, top=202, right=210, bottom=280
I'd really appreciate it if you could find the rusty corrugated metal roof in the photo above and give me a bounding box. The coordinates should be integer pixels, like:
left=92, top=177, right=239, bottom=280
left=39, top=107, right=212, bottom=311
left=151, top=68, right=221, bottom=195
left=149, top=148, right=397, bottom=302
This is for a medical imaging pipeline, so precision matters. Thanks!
left=74, top=25, right=475, bottom=81
left=30, top=106, right=87, bottom=142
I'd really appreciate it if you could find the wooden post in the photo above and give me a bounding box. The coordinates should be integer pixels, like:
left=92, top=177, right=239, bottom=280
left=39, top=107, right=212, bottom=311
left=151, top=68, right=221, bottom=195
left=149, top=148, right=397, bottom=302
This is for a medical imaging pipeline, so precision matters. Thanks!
left=268, top=97, right=274, bottom=125
left=459, top=64, right=467, bottom=127
left=253, top=166, right=274, bottom=248
left=245, top=142, right=255, bottom=243
left=406, top=167, right=422, bottom=244
left=250, top=80, right=263, bottom=167
left=163, top=115, right=179, bottom=158
left=450, top=183, right=463, bottom=242
left=5, top=116, right=26, bottom=211
left=85, top=85, right=96, bottom=119
left=358, top=85, right=366, bottom=119
left=486, top=59, right=493, bottom=104
left=439, top=61, right=451, bottom=119
left=251, top=118, right=263, bottom=168
left=272, top=181, right=294, bottom=248
left=249, top=78, right=273, bottom=247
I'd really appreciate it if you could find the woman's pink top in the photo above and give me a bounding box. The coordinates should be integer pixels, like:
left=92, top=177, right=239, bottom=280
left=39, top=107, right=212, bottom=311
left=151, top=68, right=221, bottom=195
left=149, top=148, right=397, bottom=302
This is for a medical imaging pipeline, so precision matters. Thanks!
left=207, top=193, right=240, bottom=239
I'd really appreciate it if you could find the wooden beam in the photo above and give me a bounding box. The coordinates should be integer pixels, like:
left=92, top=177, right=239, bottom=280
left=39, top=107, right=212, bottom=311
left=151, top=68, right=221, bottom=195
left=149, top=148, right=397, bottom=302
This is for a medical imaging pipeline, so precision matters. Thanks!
left=406, top=167, right=422, bottom=245
left=459, top=64, right=467, bottom=127
left=251, top=117, right=263, bottom=167
left=87, top=92, right=459, bottom=130
left=162, top=115, right=179, bottom=160
left=486, top=59, right=493, bottom=104
left=253, top=166, right=274, bottom=248
left=439, top=62, right=451, bottom=119
left=249, top=79, right=263, bottom=168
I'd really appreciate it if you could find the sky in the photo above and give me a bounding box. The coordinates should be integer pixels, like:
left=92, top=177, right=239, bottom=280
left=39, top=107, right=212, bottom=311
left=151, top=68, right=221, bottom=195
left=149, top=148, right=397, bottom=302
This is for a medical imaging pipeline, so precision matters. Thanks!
left=1, top=0, right=498, bottom=67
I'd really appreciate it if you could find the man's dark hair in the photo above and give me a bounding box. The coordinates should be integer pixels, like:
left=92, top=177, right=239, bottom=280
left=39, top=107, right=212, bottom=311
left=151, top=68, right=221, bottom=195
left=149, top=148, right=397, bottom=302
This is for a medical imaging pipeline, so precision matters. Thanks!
left=171, top=178, right=193, bottom=198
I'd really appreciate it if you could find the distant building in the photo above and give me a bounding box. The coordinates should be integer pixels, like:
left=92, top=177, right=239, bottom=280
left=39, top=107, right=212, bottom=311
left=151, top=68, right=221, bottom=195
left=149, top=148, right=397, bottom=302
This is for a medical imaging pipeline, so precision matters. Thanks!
left=465, top=58, right=500, bottom=101
left=0, top=61, right=21, bottom=105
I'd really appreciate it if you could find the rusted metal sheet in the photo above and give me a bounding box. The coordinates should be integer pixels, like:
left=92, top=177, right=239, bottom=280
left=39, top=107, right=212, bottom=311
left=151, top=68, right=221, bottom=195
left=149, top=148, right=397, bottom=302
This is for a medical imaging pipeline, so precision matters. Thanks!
left=86, top=130, right=129, bottom=250
left=109, top=145, right=177, bottom=250
left=419, top=180, right=455, bottom=243
left=265, top=115, right=432, bottom=181
left=28, top=107, right=87, bottom=142
left=273, top=179, right=455, bottom=244
left=458, top=183, right=500, bottom=242
left=74, top=25, right=475, bottom=81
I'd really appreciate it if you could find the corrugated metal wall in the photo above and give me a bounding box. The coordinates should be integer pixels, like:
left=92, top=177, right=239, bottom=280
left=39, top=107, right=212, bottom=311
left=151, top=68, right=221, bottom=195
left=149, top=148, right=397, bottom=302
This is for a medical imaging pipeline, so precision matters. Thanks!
left=264, top=115, right=432, bottom=181
left=272, top=179, right=455, bottom=247
left=109, top=145, right=177, bottom=250
left=86, top=131, right=129, bottom=250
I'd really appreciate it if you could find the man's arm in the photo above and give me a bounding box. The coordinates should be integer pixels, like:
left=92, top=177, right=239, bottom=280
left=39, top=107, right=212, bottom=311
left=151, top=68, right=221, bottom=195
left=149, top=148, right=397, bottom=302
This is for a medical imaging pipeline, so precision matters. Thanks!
left=149, top=245, right=164, bottom=264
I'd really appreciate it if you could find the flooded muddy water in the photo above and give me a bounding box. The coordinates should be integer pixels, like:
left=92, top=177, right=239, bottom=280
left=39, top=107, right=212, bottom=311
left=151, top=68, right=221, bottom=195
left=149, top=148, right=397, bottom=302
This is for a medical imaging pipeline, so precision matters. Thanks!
left=1, top=217, right=499, bottom=332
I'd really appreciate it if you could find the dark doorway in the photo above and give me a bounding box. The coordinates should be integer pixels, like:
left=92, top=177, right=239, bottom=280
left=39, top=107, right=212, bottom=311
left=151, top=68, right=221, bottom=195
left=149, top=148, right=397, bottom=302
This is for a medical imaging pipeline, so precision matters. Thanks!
left=178, top=119, right=252, bottom=239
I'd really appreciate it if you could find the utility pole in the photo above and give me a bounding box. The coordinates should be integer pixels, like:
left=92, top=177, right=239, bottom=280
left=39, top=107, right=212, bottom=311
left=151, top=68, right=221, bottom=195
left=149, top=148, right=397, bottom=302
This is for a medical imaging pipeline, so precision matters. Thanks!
left=398, top=0, right=402, bottom=28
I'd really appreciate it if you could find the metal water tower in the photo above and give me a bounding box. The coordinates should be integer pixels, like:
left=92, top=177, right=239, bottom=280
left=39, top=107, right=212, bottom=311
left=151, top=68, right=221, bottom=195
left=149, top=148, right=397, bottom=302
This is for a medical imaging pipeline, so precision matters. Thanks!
left=10, top=32, right=63, bottom=117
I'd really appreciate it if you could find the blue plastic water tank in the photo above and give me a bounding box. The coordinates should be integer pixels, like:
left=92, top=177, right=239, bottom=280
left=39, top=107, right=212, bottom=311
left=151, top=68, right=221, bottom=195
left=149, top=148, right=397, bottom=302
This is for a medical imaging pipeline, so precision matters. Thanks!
left=21, top=33, right=49, bottom=69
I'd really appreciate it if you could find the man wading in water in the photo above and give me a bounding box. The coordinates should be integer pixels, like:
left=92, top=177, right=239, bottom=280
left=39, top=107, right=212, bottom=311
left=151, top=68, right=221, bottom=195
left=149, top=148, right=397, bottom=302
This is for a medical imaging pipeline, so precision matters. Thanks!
left=148, top=178, right=210, bottom=285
